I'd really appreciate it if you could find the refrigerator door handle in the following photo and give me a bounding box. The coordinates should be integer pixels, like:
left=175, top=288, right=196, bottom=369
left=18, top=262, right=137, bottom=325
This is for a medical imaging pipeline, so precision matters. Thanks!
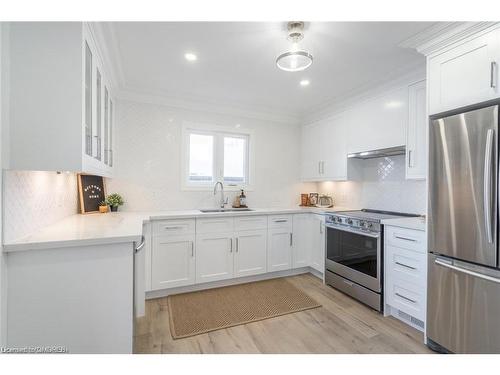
left=483, top=128, right=494, bottom=244
left=435, top=257, right=500, bottom=284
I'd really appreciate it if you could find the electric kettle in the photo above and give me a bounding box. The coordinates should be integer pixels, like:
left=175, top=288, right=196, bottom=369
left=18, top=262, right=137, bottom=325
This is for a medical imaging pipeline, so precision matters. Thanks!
left=316, top=195, right=333, bottom=208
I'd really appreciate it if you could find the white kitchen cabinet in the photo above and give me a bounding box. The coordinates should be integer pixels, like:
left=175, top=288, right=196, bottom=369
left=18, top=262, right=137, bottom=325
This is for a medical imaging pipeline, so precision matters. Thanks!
left=234, top=230, right=267, bottom=277
left=7, top=22, right=114, bottom=176
left=196, top=232, right=234, bottom=283
left=347, top=86, right=407, bottom=154
left=406, top=80, right=427, bottom=180
left=428, top=28, right=500, bottom=115
left=310, top=214, right=326, bottom=273
left=151, top=235, right=195, bottom=290
left=384, top=225, right=427, bottom=331
left=300, top=113, right=349, bottom=182
left=300, top=121, right=323, bottom=181
left=292, top=214, right=311, bottom=269
left=267, top=228, right=293, bottom=272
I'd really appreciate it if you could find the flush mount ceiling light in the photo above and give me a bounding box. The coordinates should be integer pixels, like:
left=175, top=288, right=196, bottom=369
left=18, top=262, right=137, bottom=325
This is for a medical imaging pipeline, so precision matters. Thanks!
left=276, top=22, right=313, bottom=72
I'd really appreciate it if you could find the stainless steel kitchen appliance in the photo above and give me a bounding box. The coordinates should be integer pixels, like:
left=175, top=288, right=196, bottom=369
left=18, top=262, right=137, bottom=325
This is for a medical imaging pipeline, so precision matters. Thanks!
left=325, top=209, right=419, bottom=312
left=428, top=103, right=500, bottom=354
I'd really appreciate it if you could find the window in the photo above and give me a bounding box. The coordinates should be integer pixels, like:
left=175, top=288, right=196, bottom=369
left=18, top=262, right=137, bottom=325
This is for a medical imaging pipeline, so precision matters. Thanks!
left=184, top=126, right=251, bottom=189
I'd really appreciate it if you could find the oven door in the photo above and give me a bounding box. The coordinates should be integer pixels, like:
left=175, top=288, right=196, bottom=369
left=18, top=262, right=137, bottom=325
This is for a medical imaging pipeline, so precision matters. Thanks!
left=325, top=224, right=381, bottom=292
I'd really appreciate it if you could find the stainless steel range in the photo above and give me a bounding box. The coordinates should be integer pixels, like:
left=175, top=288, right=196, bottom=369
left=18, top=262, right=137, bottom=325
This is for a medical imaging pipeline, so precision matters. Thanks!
left=324, top=209, right=419, bottom=312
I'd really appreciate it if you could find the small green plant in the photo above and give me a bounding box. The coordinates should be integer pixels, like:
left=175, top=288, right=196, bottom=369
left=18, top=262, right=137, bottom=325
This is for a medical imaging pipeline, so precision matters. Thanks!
left=105, top=193, right=124, bottom=207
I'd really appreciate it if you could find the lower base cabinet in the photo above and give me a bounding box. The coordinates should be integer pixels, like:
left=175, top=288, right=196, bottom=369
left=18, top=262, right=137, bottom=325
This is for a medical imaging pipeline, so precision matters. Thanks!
left=310, top=214, right=326, bottom=273
left=151, top=234, right=195, bottom=290
left=267, top=228, right=293, bottom=272
left=196, top=232, right=234, bottom=283
left=234, top=230, right=267, bottom=277
left=292, top=214, right=312, bottom=268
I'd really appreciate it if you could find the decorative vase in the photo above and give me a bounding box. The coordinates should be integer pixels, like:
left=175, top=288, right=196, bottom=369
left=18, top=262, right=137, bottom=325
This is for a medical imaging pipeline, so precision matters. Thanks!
left=110, top=206, right=118, bottom=212
left=99, top=205, right=108, bottom=213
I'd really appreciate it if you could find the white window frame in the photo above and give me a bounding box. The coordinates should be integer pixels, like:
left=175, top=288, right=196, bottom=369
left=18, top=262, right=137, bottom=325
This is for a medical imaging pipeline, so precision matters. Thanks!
left=181, top=122, right=254, bottom=191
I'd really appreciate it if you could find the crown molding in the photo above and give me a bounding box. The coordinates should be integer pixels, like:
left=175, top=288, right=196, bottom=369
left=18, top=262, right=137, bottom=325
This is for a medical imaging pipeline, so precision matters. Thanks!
left=116, top=87, right=301, bottom=125
left=399, top=21, right=500, bottom=56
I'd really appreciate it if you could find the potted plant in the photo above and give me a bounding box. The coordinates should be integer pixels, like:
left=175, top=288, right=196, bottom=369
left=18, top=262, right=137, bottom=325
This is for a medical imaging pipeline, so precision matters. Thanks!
left=98, top=201, right=108, bottom=213
left=106, top=193, right=124, bottom=212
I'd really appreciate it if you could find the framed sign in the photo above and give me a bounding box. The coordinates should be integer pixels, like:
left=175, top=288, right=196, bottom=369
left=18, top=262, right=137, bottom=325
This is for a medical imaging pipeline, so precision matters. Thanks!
left=78, top=174, right=106, bottom=214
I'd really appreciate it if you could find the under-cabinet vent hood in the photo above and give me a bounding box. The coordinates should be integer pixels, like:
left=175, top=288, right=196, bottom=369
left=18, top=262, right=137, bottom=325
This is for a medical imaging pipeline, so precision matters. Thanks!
left=347, top=145, right=406, bottom=160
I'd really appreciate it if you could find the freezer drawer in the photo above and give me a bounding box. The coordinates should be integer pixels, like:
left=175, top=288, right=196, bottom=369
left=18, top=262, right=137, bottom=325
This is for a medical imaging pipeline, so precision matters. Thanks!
left=427, top=254, right=500, bottom=353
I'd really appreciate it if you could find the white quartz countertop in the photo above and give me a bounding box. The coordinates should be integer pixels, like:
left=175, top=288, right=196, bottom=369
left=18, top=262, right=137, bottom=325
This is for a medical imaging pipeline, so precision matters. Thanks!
left=3, top=206, right=355, bottom=253
left=381, top=216, right=426, bottom=231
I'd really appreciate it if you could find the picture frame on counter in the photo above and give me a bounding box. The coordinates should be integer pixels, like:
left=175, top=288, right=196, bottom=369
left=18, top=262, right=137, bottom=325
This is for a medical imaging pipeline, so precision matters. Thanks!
left=78, top=174, right=106, bottom=214
left=309, top=193, right=319, bottom=206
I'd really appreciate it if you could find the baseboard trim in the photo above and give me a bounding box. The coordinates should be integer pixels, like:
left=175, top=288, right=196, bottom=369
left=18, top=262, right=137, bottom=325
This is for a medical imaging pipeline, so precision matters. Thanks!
left=145, top=267, right=322, bottom=300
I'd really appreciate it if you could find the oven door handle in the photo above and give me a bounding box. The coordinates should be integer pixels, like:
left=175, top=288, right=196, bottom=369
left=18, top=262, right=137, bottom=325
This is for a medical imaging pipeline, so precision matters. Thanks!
left=325, top=224, right=380, bottom=238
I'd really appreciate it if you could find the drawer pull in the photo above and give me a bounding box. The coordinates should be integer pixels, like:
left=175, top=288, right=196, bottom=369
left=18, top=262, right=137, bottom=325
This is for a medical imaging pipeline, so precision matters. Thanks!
left=394, top=235, right=417, bottom=242
left=395, top=261, right=417, bottom=270
left=395, top=292, right=417, bottom=304
left=164, top=226, right=184, bottom=230
left=274, top=219, right=288, bottom=223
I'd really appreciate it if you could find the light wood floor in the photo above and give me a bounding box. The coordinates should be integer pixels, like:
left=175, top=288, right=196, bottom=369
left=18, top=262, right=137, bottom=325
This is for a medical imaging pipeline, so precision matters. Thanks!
left=134, top=273, right=433, bottom=354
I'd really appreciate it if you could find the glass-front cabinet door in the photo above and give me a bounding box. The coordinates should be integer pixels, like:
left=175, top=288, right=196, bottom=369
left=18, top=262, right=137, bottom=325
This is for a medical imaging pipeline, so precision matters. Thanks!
left=95, top=69, right=102, bottom=161
left=104, top=87, right=109, bottom=166
left=109, top=100, right=113, bottom=167
left=84, top=41, right=93, bottom=156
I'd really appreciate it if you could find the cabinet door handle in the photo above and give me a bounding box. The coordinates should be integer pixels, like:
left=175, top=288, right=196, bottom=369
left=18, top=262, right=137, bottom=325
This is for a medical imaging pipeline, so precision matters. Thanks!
left=191, top=241, right=194, bottom=257
left=322, top=161, right=325, bottom=174
left=491, top=61, right=497, bottom=88
left=408, top=150, right=412, bottom=168
left=290, top=233, right=293, bottom=246
left=319, top=221, right=323, bottom=234
left=395, top=292, right=417, bottom=304
left=395, top=261, right=416, bottom=270
left=230, top=238, right=233, bottom=252
left=318, top=161, right=321, bottom=174
left=236, top=238, right=239, bottom=252
left=394, top=235, right=417, bottom=242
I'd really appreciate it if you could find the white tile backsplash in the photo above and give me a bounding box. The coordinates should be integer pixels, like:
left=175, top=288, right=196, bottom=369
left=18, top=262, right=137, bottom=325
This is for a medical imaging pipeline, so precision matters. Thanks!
left=3, top=170, right=78, bottom=242
left=106, top=100, right=316, bottom=211
left=318, top=155, right=427, bottom=214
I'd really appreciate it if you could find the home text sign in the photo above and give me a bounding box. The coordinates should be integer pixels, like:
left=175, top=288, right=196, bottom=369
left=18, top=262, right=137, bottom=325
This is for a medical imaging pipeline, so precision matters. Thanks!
left=78, top=174, right=106, bottom=214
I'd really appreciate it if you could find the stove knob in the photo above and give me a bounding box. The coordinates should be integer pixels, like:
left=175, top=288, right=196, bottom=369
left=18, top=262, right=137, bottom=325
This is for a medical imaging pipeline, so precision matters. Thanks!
left=359, top=220, right=366, bottom=227
left=367, top=222, right=373, bottom=228
left=347, top=218, right=353, bottom=225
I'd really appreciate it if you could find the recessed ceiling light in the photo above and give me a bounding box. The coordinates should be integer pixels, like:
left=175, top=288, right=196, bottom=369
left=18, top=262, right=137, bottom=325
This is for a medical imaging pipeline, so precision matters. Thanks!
left=184, top=53, right=197, bottom=62
left=300, top=79, right=310, bottom=86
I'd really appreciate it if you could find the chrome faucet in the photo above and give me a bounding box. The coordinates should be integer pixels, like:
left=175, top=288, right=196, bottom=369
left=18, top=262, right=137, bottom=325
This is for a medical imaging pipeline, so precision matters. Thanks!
left=213, top=181, right=228, bottom=208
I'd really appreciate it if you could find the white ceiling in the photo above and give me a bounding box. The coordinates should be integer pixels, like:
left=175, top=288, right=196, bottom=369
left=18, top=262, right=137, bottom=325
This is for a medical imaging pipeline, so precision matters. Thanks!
left=100, top=22, right=436, bottom=119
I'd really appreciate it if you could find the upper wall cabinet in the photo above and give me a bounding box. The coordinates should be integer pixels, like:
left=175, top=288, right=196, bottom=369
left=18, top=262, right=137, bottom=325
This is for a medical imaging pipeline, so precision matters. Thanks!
left=8, top=22, right=114, bottom=176
left=406, top=80, right=427, bottom=180
left=428, top=28, right=500, bottom=115
left=347, top=86, right=408, bottom=154
left=300, top=112, right=349, bottom=182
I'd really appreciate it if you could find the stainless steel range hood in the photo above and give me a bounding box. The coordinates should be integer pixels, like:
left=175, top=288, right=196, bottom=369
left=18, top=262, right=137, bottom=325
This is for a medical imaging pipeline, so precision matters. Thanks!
left=347, top=145, right=406, bottom=160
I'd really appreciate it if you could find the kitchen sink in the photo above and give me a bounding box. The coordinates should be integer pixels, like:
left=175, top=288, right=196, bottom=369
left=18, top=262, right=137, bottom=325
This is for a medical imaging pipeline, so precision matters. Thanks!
left=199, top=208, right=254, bottom=213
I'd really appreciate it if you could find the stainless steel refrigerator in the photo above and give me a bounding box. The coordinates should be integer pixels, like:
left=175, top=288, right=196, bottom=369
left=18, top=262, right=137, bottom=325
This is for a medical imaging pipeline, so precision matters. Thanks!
left=428, top=103, right=500, bottom=353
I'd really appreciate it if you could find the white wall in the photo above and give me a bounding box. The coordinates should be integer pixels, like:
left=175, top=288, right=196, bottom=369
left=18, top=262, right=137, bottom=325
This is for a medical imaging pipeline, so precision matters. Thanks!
left=318, top=155, right=426, bottom=214
left=2, top=171, right=78, bottom=242
left=107, top=100, right=315, bottom=211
